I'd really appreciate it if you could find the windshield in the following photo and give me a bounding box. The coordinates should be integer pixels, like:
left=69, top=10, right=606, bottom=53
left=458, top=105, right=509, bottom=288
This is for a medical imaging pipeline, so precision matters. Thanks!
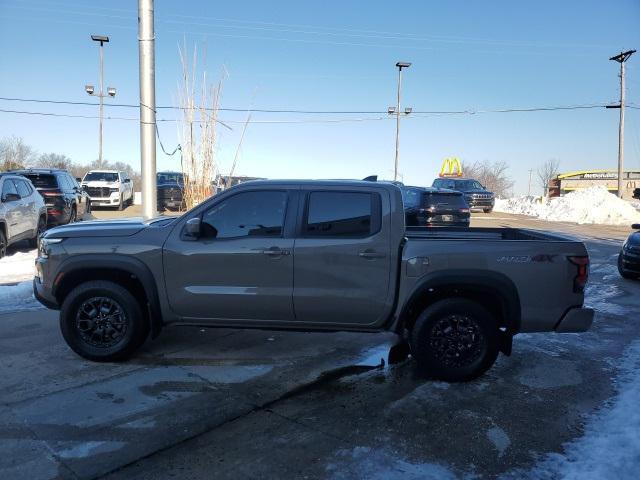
left=84, top=172, right=119, bottom=182
left=433, top=179, right=483, bottom=190
left=20, top=173, right=58, bottom=189
left=157, top=172, right=183, bottom=183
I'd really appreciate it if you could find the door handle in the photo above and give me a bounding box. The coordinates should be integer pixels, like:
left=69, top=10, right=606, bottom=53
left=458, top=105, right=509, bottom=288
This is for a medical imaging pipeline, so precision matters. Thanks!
left=261, top=248, right=291, bottom=256
left=359, top=250, right=385, bottom=259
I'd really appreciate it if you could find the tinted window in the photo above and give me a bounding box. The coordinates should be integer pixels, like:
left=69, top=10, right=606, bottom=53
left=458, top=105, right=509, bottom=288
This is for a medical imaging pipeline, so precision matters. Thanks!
left=201, top=191, right=287, bottom=239
left=15, top=179, right=32, bottom=198
left=401, top=188, right=422, bottom=208
left=57, top=175, right=71, bottom=191
left=305, top=192, right=374, bottom=237
left=1, top=179, right=19, bottom=200
left=158, top=172, right=184, bottom=183
left=84, top=172, right=119, bottom=182
left=21, top=173, right=58, bottom=189
left=453, top=180, right=482, bottom=190
left=424, top=193, right=467, bottom=207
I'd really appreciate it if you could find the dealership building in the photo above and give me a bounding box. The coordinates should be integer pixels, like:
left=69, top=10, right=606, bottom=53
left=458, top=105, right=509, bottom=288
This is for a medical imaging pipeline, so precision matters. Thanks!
left=548, top=170, right=640, bottom=199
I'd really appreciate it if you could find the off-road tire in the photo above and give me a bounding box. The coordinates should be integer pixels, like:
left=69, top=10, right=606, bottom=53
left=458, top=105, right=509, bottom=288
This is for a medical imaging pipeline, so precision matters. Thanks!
left=410, top=298, right=500, bottom=382
left=68, top=206, right=77, bottom=224
left=60, top=280, right=149, bottom=362
left=483, top=208, right=493, bottom=214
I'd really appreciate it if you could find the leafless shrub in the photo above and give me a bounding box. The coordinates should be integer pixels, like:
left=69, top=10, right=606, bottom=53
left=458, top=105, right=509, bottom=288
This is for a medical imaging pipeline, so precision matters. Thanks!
left=461, top=160, right=514, bottom=197
left=177, top=43, right=225, bottom=209
left=537, top=158, right=560, bottom=197
left=37, top=153, right=74, bottom=170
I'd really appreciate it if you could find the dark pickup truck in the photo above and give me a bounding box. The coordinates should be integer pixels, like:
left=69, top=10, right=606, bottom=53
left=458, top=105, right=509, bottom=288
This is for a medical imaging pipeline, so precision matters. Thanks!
left=34, top=180, right=593, bottom=381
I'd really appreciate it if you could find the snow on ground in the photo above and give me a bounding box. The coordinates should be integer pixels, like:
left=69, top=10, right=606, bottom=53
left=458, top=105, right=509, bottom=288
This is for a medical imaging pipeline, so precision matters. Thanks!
left=507, top=340, right=640, bottom=480
left=494, top=186, right=640, bottom=226
left=0, top=248, right=41, bottom=313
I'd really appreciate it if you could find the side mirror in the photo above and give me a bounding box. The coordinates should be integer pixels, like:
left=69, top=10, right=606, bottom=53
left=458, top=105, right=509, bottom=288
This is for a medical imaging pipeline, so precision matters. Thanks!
left=632, top=224, right=640, bottom=230
left=184, top=217, right=201, bottom=238
left=76, top=177, right=82, bottom=182
left=1, top=193, right=20, bottom=203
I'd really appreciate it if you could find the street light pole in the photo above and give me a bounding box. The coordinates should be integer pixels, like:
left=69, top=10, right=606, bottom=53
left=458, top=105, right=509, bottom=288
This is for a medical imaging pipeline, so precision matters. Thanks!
left=393, top=62, right=411, bottom=182
left=98, top=40, right=104, bottom=167
left=86, top=35, right=115, bottom=168
left=138, top=0, right=157, bottom=219
left=609, top=49, right=635, bottom=198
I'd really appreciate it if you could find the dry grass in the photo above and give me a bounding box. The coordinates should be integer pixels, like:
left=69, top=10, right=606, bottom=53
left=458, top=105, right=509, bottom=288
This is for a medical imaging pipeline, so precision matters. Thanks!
left=177, top=43, right=225, bottom=209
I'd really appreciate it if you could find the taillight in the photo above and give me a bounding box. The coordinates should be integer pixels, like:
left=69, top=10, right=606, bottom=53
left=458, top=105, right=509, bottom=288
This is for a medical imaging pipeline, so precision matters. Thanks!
left=568, top=256, right=589, bottom=293
left=40, top=191, right=63, bottom=197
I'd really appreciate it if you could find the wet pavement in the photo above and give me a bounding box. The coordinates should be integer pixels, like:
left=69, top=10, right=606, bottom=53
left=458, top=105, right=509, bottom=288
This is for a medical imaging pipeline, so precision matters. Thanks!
left=1, top=213, right=639, bottom=479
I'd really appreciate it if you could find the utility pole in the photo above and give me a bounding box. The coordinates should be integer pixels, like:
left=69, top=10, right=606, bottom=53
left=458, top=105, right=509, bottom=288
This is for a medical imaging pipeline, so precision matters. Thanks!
left=608, top=49, right=635, bottom=198
left=138, top=0, right=157, bottom=219
left=527, top=169, right=533, bottom=196
left=390, top=61, right=411, bottom=182
left=86, top=35, right=116, bottom=168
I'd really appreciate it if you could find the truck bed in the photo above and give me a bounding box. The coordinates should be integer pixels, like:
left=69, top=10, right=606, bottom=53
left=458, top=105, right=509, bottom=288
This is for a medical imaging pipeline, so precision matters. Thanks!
left=405, top=226, right=574, bottom=242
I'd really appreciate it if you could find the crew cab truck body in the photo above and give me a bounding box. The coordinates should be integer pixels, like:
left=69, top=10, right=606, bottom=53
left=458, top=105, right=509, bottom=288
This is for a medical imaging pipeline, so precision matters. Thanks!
left=34, top=180, right=593, bottom=381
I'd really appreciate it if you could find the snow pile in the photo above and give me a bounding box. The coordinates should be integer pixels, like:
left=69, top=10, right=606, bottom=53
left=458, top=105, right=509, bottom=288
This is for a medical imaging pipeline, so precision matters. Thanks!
left=0, top=248, right=41, bottom=313
left=520, top=340, right=640, bottom=479
left=494, top=186, right=640, bottom=226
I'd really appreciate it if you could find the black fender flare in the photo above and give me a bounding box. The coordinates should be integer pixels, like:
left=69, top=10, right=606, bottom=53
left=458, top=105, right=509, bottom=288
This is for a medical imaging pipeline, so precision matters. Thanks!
left=53, top=254, right=163, bottom=338
left=398, top=269, right=522, bottom=335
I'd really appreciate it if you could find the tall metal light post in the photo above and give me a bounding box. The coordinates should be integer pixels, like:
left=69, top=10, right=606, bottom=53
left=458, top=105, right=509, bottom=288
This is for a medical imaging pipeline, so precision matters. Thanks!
left=608, top=49, right=635, bottom=198
left=85, top=35, right=115, bottom=167
left=391, top=61, right=411, bottom=182
left=138, top=0, right=157, bottom=219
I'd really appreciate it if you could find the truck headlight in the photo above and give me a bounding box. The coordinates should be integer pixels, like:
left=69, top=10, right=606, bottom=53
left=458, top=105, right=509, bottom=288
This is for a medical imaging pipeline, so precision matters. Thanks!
left=39, top=237, right=64, bottom=259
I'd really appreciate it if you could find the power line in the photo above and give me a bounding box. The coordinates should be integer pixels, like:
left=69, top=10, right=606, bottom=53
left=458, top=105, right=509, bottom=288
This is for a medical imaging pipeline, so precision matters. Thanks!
left=0, top=96, right=613, bottom=115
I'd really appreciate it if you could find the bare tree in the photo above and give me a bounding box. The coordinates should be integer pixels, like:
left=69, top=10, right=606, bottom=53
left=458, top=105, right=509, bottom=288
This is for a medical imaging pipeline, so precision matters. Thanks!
left=0, top=136, right=36, bottom=170
left=461, top=160, right=514, bottom=197
left=37, top=152, right=74, bottom=170
left=537, top=158, right=560, bottom=197
left=178, top=43, right=225, bottom=209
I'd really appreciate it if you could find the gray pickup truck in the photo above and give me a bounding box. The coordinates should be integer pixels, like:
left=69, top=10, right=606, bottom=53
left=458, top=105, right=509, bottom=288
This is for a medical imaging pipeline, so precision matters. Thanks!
left=34, top=180, right=593, bottom=381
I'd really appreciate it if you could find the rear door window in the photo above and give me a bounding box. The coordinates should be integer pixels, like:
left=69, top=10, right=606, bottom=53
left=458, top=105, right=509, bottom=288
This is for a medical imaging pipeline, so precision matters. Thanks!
left=401, top=188, right=422, bottom=208
left=304, top=191, right=379, bottom=237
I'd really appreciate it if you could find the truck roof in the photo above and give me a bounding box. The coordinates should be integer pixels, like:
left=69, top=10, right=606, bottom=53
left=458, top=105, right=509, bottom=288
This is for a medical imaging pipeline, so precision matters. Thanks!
left=234, top=179, right=402, bottom=190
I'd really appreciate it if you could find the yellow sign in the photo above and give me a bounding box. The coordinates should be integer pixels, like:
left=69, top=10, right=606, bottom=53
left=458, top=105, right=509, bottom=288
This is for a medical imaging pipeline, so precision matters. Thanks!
left=439, top=157, right=463, bottom=177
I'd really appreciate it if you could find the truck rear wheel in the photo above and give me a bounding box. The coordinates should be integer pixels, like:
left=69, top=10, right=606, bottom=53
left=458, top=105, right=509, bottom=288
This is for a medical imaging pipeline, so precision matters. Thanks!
left=410, top=298, right=499, bottom=382
left=60, top=280, right=149, bottom=362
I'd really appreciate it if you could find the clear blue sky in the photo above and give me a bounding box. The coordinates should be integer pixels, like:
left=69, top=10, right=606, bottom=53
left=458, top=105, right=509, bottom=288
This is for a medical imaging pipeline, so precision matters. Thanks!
left=1, top=0, right=639, bottom=194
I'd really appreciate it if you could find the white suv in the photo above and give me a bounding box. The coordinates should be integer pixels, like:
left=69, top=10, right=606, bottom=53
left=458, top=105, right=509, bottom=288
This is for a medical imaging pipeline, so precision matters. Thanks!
left=81, top=170, right=133, bottom=210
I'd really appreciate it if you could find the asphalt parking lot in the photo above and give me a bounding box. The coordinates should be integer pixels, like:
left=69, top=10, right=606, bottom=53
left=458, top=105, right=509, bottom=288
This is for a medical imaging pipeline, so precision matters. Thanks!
left=1, top=211, right=638, bottom=479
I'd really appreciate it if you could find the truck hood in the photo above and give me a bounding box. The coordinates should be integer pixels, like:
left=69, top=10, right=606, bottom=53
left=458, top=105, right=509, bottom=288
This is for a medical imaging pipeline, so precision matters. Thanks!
left=43, top=218, right=149, bottom=239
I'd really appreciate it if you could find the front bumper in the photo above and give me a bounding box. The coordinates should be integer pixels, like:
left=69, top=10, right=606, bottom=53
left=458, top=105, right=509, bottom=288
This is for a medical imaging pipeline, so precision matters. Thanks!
left=555, top=307, right=594, bottom=333
left=466, top=198, right=495, bottom=210
left=90, top=195, right=121, bottom=206
left=33, top=277, right=59, bottom=309
left=620, top=249, right=640, bottom=273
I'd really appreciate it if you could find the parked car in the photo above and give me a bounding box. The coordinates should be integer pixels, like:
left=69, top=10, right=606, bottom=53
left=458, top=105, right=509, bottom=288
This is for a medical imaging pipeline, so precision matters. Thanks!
left=81, top=170, right=133, bottom=210
left=618, top=223, right=640, bottom=279
left=633, top=187, right=640, bottom=200
left=35, top=180, right=594, bottom=382
left=432, top=178, right=495, bottom=213
left=0, top=173, right=47, bottom=258
left=400, top=185, right=470, bottom=227
left=157, top=171, right=185, bottom=211
left=11, top=169, right=90, bottom=226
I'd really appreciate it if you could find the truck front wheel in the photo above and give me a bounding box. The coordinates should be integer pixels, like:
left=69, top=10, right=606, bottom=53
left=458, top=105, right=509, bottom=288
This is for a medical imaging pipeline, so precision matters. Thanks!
left=60, top=280, right=149, bottom=362
left=410, top=298, right=499, bottom=382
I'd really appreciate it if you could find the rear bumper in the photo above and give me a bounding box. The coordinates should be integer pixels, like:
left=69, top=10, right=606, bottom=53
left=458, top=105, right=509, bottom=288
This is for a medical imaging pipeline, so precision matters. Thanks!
left=555, top=307, right=594, bottom=333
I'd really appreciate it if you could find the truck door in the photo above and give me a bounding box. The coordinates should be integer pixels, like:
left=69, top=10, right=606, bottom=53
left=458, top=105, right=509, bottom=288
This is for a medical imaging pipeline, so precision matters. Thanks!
left=293, top=189, right=392, bottom=327
left=163, top=189, right=296, bottom=322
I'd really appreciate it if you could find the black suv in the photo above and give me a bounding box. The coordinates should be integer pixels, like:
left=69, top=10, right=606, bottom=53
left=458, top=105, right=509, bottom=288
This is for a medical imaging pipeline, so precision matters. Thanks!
left=157, top=171, right=185, bottom=211
left=633, top=187, right=640, bottom=200
left=431, top=178, right=495, bottom=213
left=400, top=186, right=470, bottom=227
left=11, top=169, right=91, bottom=226
left=618, top=224, right=640, bottom=279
